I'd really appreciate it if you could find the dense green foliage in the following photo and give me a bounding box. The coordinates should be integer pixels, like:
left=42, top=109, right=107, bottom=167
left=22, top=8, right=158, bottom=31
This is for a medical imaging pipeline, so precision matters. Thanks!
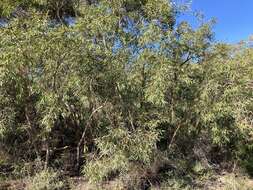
left=0, top=0, right=252, bottom=189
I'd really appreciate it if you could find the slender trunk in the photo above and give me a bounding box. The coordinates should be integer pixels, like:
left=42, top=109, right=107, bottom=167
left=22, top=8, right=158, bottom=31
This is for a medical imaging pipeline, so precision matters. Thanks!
left=140, top=63, right=146, bottom=109
left=168, top=70, right=178, bottom=149
left=76, top=126, right=88, bottom=171
left=168, top=124, right=181, bottom=151
left=44, top=142, right=50, bottom=170
left=76, top=104, right=105, bottom=171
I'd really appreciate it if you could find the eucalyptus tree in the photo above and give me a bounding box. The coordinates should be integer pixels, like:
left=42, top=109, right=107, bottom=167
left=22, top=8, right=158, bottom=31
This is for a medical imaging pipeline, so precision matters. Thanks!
left=75, top=0, right=216, bottom=184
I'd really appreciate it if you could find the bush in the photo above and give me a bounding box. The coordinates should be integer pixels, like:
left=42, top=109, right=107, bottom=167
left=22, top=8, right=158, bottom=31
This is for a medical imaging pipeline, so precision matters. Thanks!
left=26, top=169, right=64, bottom=190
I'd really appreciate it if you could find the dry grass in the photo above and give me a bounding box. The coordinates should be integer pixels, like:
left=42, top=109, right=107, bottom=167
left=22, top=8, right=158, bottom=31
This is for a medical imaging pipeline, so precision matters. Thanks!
left=1, top=171, right=253, bottom=190
left=209, top=173, right=253, bottom=190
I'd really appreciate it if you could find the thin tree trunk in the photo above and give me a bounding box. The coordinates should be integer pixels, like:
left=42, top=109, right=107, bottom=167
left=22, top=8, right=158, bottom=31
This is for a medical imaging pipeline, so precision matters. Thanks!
left=44, top=142, right=50, bottom=170
left=168, top=124, right=181, bottom=151
left=76, top=104, right=105, bottom=171
left=76, top=125, right=88, bottom=171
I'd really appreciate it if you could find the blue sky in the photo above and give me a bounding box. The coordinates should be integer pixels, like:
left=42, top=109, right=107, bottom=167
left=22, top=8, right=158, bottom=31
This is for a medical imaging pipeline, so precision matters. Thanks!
left=180, top=0, right=253, bottom=43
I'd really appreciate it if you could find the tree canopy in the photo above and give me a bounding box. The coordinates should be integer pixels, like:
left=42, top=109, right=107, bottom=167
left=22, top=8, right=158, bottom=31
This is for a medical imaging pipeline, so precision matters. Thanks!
left=0, top=0, right=252, bottom=189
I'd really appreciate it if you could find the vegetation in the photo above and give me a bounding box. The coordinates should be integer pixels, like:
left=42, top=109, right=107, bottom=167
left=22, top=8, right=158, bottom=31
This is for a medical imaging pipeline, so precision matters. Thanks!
left=0, top=0, right=252, bottom=189
left=26, top=169, right=64, bottom=190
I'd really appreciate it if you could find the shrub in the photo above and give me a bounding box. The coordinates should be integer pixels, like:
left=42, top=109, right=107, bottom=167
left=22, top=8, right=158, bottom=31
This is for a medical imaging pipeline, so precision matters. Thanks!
left=26, top=169, right=64, bottom=190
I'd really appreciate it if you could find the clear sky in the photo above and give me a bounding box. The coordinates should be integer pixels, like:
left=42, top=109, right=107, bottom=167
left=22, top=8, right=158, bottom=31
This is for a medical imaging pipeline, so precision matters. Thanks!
left=180, top=0, right=253, bottom=43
